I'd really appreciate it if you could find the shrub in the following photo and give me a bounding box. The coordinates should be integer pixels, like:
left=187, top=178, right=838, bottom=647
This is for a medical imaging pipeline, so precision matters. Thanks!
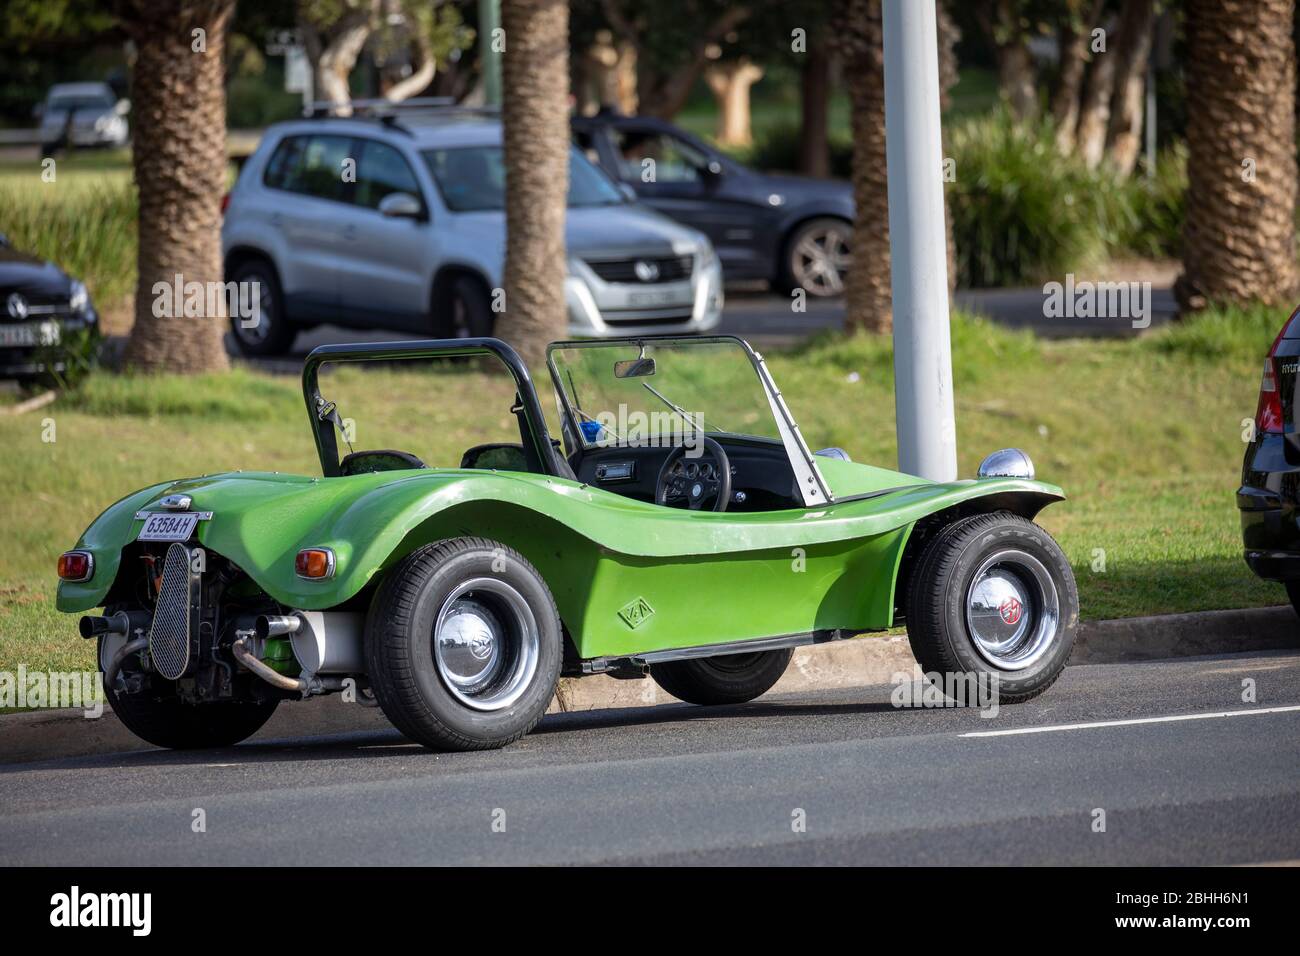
left=946, top=111, right=1112, bottom=288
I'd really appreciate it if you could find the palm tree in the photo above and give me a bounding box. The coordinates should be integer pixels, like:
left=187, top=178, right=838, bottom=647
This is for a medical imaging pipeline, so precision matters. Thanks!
left=1177, top=0, right=1299, bottom=309
left=832, top=0, right=890, bottom=333
left=497, top=0, right=570, bottom=365
left=833, top=0, right=957, bottom=333
left=120, top=0, right=234, bottom=373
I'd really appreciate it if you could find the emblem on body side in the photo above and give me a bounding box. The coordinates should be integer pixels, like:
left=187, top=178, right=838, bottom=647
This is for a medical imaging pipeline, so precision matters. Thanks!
left=618, top=597, right=655, bottom=629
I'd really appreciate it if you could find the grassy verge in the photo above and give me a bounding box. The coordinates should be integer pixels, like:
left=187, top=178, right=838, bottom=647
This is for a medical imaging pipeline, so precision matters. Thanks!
left=0, top=307, right=1282, bottom=678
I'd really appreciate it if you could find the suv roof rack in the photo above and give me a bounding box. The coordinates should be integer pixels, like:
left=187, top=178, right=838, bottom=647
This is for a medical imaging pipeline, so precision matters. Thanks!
left=304, top=97, right=501, bottom=122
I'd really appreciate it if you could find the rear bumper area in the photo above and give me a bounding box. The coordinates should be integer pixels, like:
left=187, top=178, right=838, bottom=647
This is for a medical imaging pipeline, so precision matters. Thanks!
left=1239, top=482, right=1300, bottom=582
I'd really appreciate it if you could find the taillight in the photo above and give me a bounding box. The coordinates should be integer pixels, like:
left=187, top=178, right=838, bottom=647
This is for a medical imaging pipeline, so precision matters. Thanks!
left=295, top=548, right=335, bottom=579
left=1255, top=321, right=1291, bottom=435
left=220, top=192, right=231, bottom=215
left=58, top=550, right=94, bottom=582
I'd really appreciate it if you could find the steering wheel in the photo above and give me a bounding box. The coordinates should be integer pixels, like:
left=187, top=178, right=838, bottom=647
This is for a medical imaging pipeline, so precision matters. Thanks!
left=655, top=437, right=732, bottom=512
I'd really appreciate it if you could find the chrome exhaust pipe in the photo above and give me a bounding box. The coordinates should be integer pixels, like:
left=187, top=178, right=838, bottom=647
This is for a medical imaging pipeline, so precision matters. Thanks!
left=255, top=614, right=303, bottom=639
left=79, top=610, right=148, bottom=640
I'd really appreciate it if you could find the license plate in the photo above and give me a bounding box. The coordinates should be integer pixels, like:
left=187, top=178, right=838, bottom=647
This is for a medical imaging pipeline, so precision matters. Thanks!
left=0, top=321, right=60, bottom=348
left=137, top=513, right=199, bottom=542
left=626, top=290, right=680, bottom=307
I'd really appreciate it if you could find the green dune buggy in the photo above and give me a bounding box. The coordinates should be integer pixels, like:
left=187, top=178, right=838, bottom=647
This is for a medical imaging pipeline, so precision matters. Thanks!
left=58, top=335, right=1077, bottom=751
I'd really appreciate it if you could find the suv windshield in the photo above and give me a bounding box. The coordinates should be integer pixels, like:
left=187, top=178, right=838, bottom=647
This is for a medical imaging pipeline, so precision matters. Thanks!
left=47, top=94, right=113, bottom=111
left=422, top=146, right=622, bottom=212
left=549, top=339, right=781, bottom=448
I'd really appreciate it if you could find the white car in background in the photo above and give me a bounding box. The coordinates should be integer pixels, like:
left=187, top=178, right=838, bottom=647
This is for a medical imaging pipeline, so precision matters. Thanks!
left=221, top=111, right=724, bottom=355
left=37, top=82, right=129, bottom=152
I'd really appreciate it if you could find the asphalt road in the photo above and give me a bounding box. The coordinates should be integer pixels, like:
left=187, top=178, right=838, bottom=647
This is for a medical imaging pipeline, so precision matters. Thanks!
left=235, top=285, right=1178, bottom=370
left=1, top=650, right=1297, bottom=866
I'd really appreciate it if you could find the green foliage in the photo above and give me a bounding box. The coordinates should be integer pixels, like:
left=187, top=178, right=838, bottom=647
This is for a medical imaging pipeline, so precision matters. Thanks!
left=946, top=110, right=1110, bottom=288
left=0, top=162, right=136, bottom=307
left=32, top=325, right=101, bottom=392
left=1109, top=143, right=1187, bottom=259
left=61, top=368, right=300, bottom=419
left=1141, top=301, right=1284, bottom=364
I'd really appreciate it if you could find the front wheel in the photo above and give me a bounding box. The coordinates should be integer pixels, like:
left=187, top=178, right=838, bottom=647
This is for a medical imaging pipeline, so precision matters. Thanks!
left=365, top=537, right=562, bottom=751
left=905, top=512, right=1078, bottom=704
left=779, top=217, right=852, bottom=298
left=650, top=648, right=792, bottom=705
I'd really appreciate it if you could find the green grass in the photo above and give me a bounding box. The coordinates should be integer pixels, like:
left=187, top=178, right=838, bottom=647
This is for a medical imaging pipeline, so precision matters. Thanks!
left=0, top=307, right=1284, bottom=678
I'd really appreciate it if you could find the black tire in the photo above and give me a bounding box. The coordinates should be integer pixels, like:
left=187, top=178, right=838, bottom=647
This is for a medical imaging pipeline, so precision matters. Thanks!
left=1285, top=580, right=1300, bottom=618
left=905, top=512, right=1078, bottom=705
left=365, top=536, right=562, bottom=751
left=777, top=216, right=852, bottom=298
left=99, top=637, right=279, bottom=748
left=650, top=648, right=792, bottom=706
left=434, top=274, right=495, bottom=338
left=227, top=258, right=296, bottom=356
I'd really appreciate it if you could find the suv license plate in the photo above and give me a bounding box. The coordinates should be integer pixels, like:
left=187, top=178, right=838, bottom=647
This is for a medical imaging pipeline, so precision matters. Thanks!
left=137, top=513, right=199, bottom=542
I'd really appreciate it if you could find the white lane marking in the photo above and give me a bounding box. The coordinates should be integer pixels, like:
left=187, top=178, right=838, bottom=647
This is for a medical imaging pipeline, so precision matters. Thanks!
left=960, top=705, right=1300, bottom=738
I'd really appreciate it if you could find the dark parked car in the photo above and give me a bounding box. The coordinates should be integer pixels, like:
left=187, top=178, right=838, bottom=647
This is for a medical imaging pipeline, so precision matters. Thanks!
left=0, top=234, right=99, bottom=380
left=572, top=112, right=854, bottom=297
left=1240, top=306, right=1300, bottom=608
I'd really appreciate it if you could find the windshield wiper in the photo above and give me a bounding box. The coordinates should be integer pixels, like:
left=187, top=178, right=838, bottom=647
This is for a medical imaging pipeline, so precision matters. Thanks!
left=641, top=382, right=727, bottom=435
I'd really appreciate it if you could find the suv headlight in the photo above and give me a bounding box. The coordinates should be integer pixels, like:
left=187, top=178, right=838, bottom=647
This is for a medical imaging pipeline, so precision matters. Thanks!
left=69, top=280, right=89, bottom=314
left=698, top=244, right=717, bottom=270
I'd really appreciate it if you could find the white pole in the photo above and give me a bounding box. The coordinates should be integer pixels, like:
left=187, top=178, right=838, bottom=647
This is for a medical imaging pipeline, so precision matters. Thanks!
left=882, top=0, right=957, bottom=482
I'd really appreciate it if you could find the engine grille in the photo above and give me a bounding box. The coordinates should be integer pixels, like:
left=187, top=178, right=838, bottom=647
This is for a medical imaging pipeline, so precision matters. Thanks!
left=149, top=542, right=198, bottom=680
left=585, top=255, right=693, bottom=284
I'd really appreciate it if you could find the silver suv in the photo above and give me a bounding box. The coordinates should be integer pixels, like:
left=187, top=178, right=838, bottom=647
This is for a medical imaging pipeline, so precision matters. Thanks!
left=221, top=112, right=723, bottom=355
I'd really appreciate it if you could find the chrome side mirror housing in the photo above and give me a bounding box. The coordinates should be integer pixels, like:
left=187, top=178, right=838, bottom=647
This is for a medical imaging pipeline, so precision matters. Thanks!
left=977, top=447, right=1035, bottom=480
left=378, top=192, right=423, bottom=219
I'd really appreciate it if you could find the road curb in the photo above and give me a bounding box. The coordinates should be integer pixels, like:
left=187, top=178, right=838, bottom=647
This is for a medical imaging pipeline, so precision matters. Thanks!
left=3, top=605, right=1296, bottom=764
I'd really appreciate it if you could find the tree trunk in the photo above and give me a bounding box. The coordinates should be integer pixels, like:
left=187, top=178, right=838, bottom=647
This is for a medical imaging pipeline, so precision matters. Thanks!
left=1051, top=0, right=1104, bottom=152
left=300, top=5, right=375, bottom=116
left=1074, top=14, right=1118, bottom=169
left=705, top=59, right=764, bottom=148
left=498, top=0, right=569, bottom=365
left=799, top=32, right=831, bottom=178
left=1177, top=0, right=1299, bottom=309
left=831, top=0, right=890, bottom=334
left=120, top=0, right=234, bottom=374
left=384, top=25, right=437, bottom=102
left=1104, top=0, right=1155, bottom=178
left=937, top=0, right=959, bottom=294
left=997, top=40, right=1038, bottom=118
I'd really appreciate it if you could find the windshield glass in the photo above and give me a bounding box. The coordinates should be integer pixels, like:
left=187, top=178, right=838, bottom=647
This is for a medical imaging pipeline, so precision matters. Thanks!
left=549, top=339, right=781, bottom=448
left=422, top=145, right=623, bottom=212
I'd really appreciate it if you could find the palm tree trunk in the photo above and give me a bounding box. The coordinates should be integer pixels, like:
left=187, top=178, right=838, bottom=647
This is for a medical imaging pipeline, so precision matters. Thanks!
left=799, top=32, right=830, bottom=178
left=497, top=0, right=569, bottom=365
left=1177, top=0, right=1299, bottom=309
left=120, top=0, right=234, bottom=373
left=832, top=0, right=891, bottom=334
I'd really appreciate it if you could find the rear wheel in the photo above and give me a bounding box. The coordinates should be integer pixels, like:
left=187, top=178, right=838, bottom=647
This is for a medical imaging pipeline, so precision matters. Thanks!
left=228, top=258, right=296, bottom=356
left=99, top=638, right=279, bottom=748
left=365, top=537, right=562, bottom=751
left=905, top=512, right=1078, bottom=705
left=650, top=648, right=792, bottom=705
left=780, top=217, right=851, bottom=298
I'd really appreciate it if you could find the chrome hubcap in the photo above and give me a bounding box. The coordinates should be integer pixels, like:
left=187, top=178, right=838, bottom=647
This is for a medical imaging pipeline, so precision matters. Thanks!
left=791, top=225, right=851, bottom=296
left=433, top=578, right=539, bottom=711
left=965, top=550, right=1060, bottom=671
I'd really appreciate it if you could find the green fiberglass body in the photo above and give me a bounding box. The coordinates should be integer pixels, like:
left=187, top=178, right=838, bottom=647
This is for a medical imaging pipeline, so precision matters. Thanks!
left=59, top=336, right=1078, bottom=751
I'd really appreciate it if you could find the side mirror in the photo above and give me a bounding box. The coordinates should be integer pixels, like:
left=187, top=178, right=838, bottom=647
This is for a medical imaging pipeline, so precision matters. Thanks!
left=115, top=98, right=131, bottom=116
left=617, top=182, right=637, bottom=202
left=378, top=192, right=423, bottom=219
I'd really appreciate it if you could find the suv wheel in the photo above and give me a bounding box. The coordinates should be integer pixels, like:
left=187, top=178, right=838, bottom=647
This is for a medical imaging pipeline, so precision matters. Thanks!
left=228, top=259, right=296, bottom=356
left=434, top=275, right=495, bottom=338
left=781, top=217, right=851, bottom=298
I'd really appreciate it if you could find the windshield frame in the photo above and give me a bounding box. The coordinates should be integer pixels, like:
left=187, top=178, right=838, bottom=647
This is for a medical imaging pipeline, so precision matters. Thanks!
left=546, top=335, right=833, bottom=507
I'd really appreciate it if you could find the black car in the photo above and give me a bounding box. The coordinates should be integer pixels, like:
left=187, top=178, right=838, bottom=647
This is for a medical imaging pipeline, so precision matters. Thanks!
left=1239, top=306, right=1300, bottom=609
left=0, top=234, right=99, bottom=380
left=572, top=112, right=854, bottom=297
